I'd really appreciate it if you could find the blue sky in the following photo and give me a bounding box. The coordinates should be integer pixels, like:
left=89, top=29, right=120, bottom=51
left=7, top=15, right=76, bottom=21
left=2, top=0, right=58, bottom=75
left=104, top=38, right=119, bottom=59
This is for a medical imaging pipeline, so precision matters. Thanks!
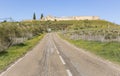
left=0, top=0, right=120, bottom=24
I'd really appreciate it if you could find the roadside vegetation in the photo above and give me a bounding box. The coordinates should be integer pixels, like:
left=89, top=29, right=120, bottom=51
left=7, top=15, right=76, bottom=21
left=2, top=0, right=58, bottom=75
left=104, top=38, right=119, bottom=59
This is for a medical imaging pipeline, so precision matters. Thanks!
left=61, top=20, right=120, bottom=42
left=60, top=34, right=120, bottom=63
left=0, top=34, right=44, bottom=71
left=0, top=20, right=46, bottom=71
left=57, top=20, right=120, bottom=64
left=40, top=20, right=120, bottom=42
left=0, top=21, right=45, bottom=52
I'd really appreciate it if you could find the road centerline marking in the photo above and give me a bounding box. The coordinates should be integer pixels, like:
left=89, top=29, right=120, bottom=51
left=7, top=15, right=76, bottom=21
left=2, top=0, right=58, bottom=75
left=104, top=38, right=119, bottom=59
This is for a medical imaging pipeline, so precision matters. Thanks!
left=56, top=50, right=60, bottom=54
left=52, top=39, right=60, bottom=54
left=52, top=37, right=74, bottom=76
left=59, top=56, right=66, bottom=65
left=66, top=69, right=72, bottom=76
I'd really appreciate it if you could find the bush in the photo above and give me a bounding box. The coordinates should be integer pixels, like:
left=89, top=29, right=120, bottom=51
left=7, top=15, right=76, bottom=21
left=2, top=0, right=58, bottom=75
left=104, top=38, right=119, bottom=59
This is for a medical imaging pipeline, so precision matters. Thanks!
left=0, top=22, right=44, bottom=52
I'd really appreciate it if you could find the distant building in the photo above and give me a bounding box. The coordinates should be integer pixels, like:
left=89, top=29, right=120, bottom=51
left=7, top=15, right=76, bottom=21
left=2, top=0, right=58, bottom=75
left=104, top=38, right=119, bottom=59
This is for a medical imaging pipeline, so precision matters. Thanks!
left=41, top=16, right=100, bottom=21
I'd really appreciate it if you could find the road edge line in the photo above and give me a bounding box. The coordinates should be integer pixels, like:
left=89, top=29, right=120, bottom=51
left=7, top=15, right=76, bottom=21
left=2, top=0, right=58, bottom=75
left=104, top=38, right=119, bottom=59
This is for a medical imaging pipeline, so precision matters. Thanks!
left=66, top=69, right=72, bottom=76
left=59, top=56, right=66, bottom=65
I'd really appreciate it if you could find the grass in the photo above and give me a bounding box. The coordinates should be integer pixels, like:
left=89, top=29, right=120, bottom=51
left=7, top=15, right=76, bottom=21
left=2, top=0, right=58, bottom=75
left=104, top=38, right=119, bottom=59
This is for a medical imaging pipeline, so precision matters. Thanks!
left=59, top=33, right=120, bottom=64
left=0, top=34, right=44, bottom=71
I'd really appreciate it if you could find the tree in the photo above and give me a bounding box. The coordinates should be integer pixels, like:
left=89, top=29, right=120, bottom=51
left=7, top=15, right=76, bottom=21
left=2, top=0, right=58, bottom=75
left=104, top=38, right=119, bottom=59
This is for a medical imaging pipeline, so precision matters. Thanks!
left=40, top=13, right=44, bottom=19
left=3, top=20, right=7, bottom=23
left=54, top=19, right=57, bottom=21
left=33, top=12, right=36, bottom=20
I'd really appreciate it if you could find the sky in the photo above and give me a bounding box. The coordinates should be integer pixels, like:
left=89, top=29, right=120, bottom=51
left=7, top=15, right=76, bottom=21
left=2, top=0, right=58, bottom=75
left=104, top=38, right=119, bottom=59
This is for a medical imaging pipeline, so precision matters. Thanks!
left=0, top=0, right=120, bottom=24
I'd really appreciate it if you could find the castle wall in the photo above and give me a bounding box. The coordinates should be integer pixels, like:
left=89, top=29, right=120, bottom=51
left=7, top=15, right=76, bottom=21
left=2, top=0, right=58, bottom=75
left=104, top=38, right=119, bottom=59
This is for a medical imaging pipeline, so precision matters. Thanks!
left=42, top=16, right=100, bottom=21
left=74, top=16, right=99, bottom=20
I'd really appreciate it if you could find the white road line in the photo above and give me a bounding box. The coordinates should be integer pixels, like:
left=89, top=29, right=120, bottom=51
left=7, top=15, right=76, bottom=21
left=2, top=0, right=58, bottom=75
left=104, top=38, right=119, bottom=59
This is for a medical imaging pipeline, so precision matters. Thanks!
left=66, top=70, right=72, bottom=76
left=52, top=36, right=73, bottom=76
left=0, top=54, right=27, bottom=76
left=59, top=56, right=66, bottom=65
left=52, top=40, right=57, bottom=49
left=0, top=49, right=32, bottom=76
left=56, top=50, right=60, bottom=54
left=52, top=40, right=60, bottom=54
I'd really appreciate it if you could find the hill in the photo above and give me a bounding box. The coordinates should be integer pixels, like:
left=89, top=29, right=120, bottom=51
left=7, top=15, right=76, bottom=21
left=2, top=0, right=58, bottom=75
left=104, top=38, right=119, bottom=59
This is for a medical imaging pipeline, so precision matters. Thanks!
left=58, top=20, right=120, bottom=42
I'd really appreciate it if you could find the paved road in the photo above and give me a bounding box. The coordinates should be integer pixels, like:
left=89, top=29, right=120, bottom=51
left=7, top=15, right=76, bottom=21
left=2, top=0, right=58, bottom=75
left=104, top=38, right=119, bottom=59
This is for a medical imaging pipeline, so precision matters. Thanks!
left=1, top=33, right=120, bottom=76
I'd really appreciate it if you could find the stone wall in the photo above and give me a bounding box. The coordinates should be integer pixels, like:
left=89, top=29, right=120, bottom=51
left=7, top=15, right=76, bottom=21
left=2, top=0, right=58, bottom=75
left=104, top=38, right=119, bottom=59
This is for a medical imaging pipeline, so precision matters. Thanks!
left=41, top=16, right=100, bottom=21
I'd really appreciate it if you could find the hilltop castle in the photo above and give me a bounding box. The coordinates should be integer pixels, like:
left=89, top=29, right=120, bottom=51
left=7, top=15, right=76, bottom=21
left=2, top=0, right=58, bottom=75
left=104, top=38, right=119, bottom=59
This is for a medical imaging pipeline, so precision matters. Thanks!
left=41, top=16, right=100, bottom=21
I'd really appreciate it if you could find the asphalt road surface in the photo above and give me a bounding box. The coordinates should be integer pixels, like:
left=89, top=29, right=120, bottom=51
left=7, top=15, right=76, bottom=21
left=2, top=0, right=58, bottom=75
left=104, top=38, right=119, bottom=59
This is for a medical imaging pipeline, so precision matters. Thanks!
left=1, top=33, right=120, bottom=76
